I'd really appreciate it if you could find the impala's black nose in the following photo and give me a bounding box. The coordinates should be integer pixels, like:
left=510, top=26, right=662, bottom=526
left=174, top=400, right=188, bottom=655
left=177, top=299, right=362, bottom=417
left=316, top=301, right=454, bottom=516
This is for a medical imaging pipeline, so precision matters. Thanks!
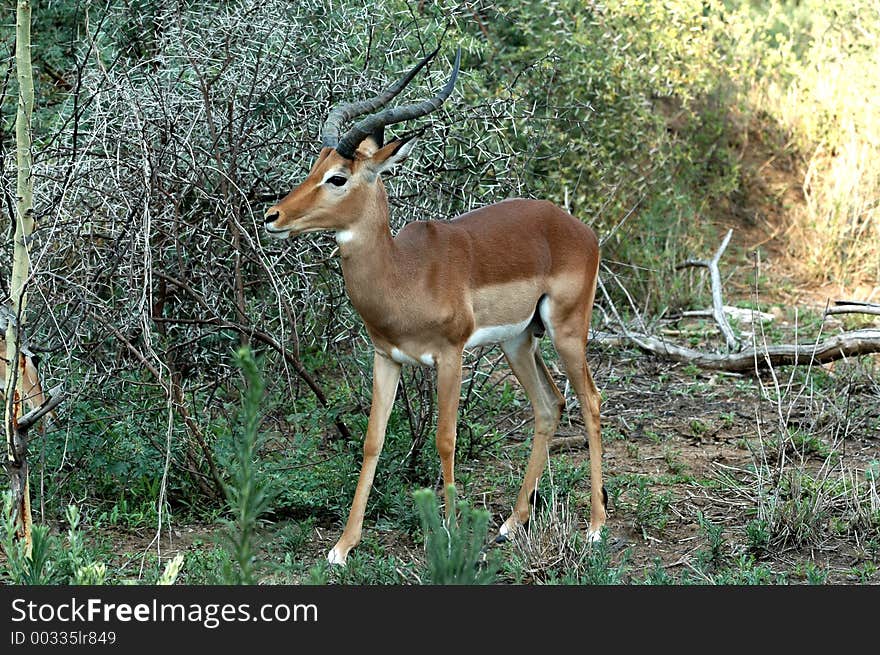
left=264, top=211, right=280, bottom=224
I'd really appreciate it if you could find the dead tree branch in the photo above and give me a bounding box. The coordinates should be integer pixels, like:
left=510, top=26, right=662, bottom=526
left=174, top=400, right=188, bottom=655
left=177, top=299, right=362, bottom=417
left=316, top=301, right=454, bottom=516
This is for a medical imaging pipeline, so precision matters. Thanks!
left=825, top=300, right=880, bottom=318
left=16, top=385, right=64, bottom=432
left=595, top=228, right=880, bottom=373
left=593, top=329, right=880, bottom=372
left=675, top=228, right=739, bottom=352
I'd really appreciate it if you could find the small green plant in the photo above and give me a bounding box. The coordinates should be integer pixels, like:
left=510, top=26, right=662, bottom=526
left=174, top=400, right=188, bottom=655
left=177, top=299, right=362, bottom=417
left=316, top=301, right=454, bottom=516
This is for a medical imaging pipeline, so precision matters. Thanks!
left=62, top=505, right=109, bottom=584
left=0, top=497, right=180, bottom=584
left=181, top=544, right=228, bottom=584
left=711, top=554, right=782, bottom=585
left=645, top=429, right=664, bottom=445
left=746, top=518, right=771, bottom=555
left=274, top=519, right=314, bottom=554
left=800, top=561, right=829, bottom=585
left=1, top=495, right=109, bottom=585
left=413, top=486, right=495, bottom=585
left=563, top=529, right=629, bottom=585
left=305, top=563, right=329, bottom=585
left=549, top=459, right=591, bottom=497
left=2, top=522, right=56, bottom=585
left=850, top=562, right=877, bottom=583
left=156, top=554, right=185, bottom=585
left=621, top=478, right=671, bottom=538
left=788, top=429, right=835, bottom=460
left=696, top=512, right=726, bottom=568
left=73, top=562, right=108, bottom=585
left=664, top=447, right=686, bottom=476
left=689, top=419, right=709, bottom=438
left=641, top=557, right=674, bottom=585
left=327, top=548, right=415, bottom=585
left=219, top=347, right=275, bottom=585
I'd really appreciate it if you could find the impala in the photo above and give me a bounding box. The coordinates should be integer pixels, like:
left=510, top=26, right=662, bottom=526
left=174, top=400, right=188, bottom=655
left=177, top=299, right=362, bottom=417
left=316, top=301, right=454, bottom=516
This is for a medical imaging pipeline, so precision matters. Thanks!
left=0, top=341, right=52, bottom=419
left=265, top=47, right=606, bottom=565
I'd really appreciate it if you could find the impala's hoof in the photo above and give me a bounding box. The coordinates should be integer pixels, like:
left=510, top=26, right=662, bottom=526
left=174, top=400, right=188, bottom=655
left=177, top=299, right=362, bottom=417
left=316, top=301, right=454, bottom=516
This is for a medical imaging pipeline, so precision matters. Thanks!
left=327, top=546, right=347, bottom=566
left=496, top=515, right=523, bottom=543
left=477, top=547, right=489, bottom=565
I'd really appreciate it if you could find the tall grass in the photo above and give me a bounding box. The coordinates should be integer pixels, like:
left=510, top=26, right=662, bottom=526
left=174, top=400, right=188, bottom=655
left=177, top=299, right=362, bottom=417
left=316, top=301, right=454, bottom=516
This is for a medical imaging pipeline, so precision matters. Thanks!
left=712, top=346, right=880, bottom=555
left=729, top=0, right=880, bottom=285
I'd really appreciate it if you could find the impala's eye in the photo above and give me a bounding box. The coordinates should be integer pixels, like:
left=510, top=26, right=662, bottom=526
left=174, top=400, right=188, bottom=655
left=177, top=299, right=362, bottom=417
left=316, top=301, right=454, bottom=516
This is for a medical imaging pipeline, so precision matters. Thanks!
left=325, top=175, right=348, bottom=187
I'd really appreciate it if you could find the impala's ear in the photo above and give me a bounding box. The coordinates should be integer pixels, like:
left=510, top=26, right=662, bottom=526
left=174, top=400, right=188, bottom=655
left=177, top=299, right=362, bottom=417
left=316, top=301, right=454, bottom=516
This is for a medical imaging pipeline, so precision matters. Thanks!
left=355, top=135, right=380, bottom=159
left=369, top=136, right=418, bottom=176
left=355, top=126, right=386, bottom=159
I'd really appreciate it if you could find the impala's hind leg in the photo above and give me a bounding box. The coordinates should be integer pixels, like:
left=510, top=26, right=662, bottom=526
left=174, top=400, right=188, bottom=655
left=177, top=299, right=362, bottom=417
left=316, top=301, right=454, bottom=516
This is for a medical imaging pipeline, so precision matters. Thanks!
left=553, top=325, right=606, bottom=542
left=497, top=328, right=564, bottom=539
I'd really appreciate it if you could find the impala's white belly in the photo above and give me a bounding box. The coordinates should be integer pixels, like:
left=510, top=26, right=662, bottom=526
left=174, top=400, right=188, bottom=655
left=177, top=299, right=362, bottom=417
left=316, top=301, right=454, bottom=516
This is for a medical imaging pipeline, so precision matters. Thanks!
left=465, top=316, right=533, bottom=349
left=385, top=317, right=532, bottom=368
left=390, top=347, right=435, bottom=367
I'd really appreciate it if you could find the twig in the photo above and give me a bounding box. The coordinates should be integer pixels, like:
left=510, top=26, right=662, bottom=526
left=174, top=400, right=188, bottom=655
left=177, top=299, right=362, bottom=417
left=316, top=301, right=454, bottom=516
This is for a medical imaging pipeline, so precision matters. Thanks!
left=675, top=229, right=739, bottom=352
left=154, top=271, right=354, bottom=442
left=548, top=435, right=585, bottom=453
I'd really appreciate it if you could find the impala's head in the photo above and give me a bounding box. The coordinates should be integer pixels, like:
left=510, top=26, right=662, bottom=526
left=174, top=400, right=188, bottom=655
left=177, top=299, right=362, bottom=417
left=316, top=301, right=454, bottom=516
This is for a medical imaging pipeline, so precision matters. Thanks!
left=264, top=47, right=461, bottom=239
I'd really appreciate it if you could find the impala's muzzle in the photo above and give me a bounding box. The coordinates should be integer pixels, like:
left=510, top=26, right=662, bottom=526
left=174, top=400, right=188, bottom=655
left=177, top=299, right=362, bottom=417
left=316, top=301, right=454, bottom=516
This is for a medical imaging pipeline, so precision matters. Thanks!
left=264, top=208, right=292, bottom=238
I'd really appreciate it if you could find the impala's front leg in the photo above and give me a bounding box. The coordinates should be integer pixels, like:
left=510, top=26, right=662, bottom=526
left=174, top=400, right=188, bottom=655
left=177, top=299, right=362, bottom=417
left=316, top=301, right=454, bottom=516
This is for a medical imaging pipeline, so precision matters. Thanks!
left=436, top=350, right=463, bottom=517
left=328, top=352, right=401, bottom=566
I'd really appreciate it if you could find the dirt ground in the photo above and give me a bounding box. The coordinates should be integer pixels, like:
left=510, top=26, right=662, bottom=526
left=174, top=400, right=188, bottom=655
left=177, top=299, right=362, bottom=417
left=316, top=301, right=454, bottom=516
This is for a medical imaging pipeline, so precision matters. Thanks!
left=549, top=350, right=879, bottom=583
left=285, top=344, right=879, bottom=584
left=65, top=338, right=880, bottom=585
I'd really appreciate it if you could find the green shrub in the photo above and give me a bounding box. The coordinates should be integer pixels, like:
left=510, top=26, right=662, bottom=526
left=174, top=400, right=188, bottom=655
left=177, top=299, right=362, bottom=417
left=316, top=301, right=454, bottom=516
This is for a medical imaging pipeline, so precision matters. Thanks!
left=413, top=486, right=496, bottom=585
left=218, top=347, right=275, bottom=585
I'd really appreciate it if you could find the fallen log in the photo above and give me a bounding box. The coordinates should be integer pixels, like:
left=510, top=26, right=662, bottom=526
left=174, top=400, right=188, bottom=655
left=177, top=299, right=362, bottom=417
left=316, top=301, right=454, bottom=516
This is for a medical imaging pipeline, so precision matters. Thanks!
left=592, top=329, right=880, bottom=373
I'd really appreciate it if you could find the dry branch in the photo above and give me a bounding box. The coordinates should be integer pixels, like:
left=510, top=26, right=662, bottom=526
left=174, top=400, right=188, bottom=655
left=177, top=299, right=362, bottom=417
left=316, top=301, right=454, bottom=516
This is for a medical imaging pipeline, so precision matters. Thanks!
left=825, top=300, right=880, bottom=318
left=548, top=435, right=586, bottom=452
left=675, top=228, right=739, bottom=351
left=16, top=385, right=64, bottom=432
left=593, top=329, right=880, bottom=372
left=596, top=228, right=880, bottom=373
left=153, top=271, right=354, bottom=442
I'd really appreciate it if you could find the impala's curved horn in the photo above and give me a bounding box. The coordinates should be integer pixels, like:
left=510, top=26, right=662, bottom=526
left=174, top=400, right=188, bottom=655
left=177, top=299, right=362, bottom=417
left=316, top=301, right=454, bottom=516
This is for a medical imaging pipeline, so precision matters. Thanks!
left=321, top=46, right=441, bottom=150
left=333, top=47, right=461, bottom=160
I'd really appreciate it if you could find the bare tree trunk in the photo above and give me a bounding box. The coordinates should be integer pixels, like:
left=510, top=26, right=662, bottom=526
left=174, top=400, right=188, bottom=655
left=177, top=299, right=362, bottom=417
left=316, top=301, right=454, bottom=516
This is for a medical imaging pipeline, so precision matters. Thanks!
left=5, top=0, right=35, bottom=551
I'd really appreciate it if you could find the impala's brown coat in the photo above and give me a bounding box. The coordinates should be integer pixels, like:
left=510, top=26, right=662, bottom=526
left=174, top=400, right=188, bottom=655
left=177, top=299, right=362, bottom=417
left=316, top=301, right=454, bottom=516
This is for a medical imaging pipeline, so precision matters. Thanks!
left=0, top=343, right=53, bottom=421
left=266, top=140, right=605, bottom=565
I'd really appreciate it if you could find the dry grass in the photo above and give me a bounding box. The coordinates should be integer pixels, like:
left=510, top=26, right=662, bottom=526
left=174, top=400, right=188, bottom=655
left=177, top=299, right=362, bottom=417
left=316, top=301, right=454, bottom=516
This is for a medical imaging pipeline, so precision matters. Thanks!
left=734, top=1, right=880, bottom=286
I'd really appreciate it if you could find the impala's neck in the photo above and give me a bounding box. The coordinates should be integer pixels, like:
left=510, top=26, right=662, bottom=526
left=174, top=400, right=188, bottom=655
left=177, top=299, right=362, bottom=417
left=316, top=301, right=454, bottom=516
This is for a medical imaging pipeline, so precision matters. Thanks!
left=336, top=186, right=393, bottom=253
left=335, top=186, right=398, bottom=321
